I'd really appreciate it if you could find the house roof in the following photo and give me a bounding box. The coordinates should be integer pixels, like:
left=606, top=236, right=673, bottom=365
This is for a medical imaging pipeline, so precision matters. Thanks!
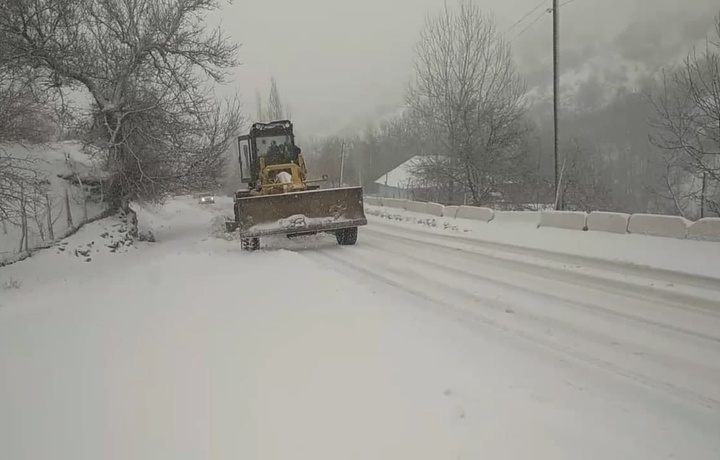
left=374, top=155, right=427, bottom=188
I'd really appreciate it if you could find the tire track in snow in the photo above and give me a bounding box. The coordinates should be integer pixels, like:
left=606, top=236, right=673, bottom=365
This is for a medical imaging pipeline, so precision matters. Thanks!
left=370, top=218, right=720, bottom=296
left=302, top=238, right=720, bottom=415
left=353, top=232, right=720, bottom=399
left=363, top=231, right=720, bottom=344
left=368, top=223, right=720, bottom=315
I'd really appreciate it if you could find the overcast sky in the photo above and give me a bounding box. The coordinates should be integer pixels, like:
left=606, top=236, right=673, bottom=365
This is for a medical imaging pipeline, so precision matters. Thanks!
left=208, top=0, right=719, bottom=137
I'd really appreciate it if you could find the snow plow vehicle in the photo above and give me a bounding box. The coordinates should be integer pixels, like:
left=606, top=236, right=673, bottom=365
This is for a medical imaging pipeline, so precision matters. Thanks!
left=225, top=120, right=367, bottom=251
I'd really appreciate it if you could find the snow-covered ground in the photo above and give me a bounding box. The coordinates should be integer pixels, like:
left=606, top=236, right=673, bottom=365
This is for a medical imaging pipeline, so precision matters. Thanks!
left=365, top=204, right=720, bottom=279
left=1, top=196, right=719, bottom=459
left=0, top=141, right=108, bottom=263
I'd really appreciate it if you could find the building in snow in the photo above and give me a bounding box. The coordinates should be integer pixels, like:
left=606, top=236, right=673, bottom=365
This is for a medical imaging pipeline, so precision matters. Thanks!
left=373, top=156, right=442, bottom=201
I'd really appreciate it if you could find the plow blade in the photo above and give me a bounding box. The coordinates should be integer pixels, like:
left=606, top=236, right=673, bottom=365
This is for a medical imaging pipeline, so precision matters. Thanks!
left=228, top=186, right=367, bottom=238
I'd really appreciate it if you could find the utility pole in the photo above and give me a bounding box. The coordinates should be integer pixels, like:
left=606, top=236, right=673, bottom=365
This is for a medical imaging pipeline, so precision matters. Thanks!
left=552, top=0, right=561, bottom=210
left=339, top=141, right=346, bottom=186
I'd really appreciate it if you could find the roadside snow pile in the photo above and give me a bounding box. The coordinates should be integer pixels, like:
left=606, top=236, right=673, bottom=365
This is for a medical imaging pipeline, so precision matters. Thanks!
left=365, top=206, right=467, bottom=233
left=0, top=197, right=212, bottom=290
left=52, top=217, right=139, bottom=262
left=364, top=204, right=720, bottom=279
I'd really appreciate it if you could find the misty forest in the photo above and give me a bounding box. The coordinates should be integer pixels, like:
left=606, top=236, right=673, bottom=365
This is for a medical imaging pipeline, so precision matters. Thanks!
left=304, top=1, right=720, bottom=220
left=1, top=0, right=720, bottom=242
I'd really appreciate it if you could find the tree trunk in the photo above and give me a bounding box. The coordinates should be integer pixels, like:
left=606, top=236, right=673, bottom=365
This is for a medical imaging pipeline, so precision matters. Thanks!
left=46, top=194, right=55, bottom=241
left=120, top=197, right=138, bottom=237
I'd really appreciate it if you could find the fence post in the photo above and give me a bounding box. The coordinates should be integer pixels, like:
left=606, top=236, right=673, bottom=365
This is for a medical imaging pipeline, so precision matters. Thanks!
left=65, top=187, right=73, bottom=229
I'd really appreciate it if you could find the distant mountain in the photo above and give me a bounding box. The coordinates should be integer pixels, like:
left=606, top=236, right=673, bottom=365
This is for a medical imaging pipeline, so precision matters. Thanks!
left=515, top=0, right=719, bottom=115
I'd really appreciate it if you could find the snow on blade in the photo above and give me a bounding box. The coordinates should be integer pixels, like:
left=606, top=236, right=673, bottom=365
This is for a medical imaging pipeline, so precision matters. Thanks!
left=248, top=214, right=349, bottom=232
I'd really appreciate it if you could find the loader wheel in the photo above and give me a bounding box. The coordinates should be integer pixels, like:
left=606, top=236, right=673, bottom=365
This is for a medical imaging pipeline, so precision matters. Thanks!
left=241, top=237, right=260, bottom=251
left=335, top=227, right=358, bottom=246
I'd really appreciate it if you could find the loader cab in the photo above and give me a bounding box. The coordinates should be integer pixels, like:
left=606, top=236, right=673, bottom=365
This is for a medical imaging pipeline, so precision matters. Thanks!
left=237, top=120, right=299, bottom=187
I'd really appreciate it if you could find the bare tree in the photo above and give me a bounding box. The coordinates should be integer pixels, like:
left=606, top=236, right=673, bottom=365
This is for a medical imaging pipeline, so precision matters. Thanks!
left=0, top=148, right=51, bottom=253
left=0, top=67, right=57, bottom=143
left=407, top=0, right=528, bottom=205
left=650, top=12, right=720, bottom=218
left=555, top=139, right=613, bottom=212
left=267, top=76, right=285, bottom=120
left=0, top=0, right=244, bottom=228
left=255, top=90, right=266, bottom=122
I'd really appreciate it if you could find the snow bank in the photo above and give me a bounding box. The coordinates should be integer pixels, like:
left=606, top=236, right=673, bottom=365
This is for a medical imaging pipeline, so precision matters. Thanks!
left=587, top=212, right=630, bottom=234
left=628, top=213, right=690, bottom=239
left=368, top=200, right=720, bottom=249
left=455, top=206, right=494, bottom=222
left=364, top=204, right=720, bottom=279
left=687, top=218, right=720, bottom=242
left=538, top=210, right=588, bottom=230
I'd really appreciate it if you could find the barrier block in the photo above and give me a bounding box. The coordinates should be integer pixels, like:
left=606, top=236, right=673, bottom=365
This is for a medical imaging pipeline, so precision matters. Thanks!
left=382, top=198, right=407, bottom=210
left=364, top=196, right=382, bottom=206
left=443, top=206, right=460, bottom=219
left=456, top=206, right=495, bottom=222
left=425, top=202, right=445, bottom=217
left=492, top=211, right=541, bottom=226
left=587, top=212, right=630, bottom=234
left=627, top=213, right=690, bottom=239
left=405, top=200, right=428, bottom=214
left=688, top=218, right=720, bottom=241
left=538, top=210, right=588, bottom=230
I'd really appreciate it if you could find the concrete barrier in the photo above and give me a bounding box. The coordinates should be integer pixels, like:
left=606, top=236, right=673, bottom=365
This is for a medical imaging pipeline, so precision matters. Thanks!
left=538, top=210, right=588, bottom=230
left=687, top=217, right=720, bottom=241
left=405, top=200, right=427, bottom=214
left=425, top=202, right=445, bottom=217
left=382, top=198, right=407, bottom=210
left=627, top=213, right=690, bottom=239
left=443, top=205, right=460, bottom=219
left=492, top=211, right=541, bottom=226
left=364, top=196, right=382, bottom=206
left=455, top=206, right=495, bottom=222
left=587, top=212, right=630, bottom=234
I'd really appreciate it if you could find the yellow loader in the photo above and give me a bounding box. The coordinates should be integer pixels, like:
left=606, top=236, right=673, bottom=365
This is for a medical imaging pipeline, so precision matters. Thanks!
left=225, top=120, right=367, bottom=251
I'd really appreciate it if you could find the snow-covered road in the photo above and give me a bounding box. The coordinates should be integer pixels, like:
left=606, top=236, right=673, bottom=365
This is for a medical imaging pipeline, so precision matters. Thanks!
left=1, top=197, right=719, bottom=459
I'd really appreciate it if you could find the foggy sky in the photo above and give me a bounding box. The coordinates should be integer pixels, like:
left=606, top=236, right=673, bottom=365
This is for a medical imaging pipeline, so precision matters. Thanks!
left=209, top=0, right=719, bottom=137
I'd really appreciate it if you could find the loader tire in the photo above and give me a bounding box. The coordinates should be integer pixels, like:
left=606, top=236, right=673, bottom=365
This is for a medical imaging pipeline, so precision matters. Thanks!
left=241, top=237, right=260, bottom=251
left=335, top=227, right=358, bottom=246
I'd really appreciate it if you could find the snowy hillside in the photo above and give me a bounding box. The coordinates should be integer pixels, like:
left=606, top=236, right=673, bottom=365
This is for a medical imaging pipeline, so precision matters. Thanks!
left=0, top=141, right=109, bottom=264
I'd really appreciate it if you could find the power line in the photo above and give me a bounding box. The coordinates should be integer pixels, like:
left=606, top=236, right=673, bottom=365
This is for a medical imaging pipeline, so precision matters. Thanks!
left=509, top=8, right=550, bottom=43
left=508, top=0, right=580, bottom=44
left=505, top=0, right=548, bottom=35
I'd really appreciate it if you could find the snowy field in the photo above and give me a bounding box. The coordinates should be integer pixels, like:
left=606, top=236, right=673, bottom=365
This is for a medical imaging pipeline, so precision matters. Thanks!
left=1, top=196, right=720, bottom=459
